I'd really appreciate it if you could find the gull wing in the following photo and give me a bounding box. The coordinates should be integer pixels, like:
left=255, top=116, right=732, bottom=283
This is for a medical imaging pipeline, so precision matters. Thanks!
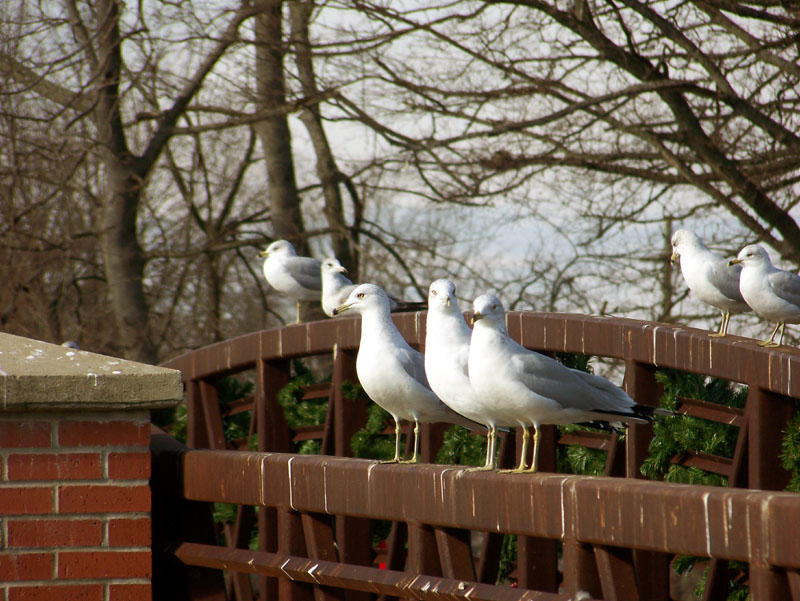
left=767, top=269, right=800, bottom=308
left=284, top=256, right=323, bottom=291
left=706, top=259, right=746, bottom=303
left=510, top=349, right=636, bottom=415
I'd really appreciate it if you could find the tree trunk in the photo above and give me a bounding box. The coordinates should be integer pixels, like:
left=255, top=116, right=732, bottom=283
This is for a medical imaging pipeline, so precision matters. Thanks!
left=289, top=0, right=359, bottom=277
left=254, top=0, right=307, bottom=254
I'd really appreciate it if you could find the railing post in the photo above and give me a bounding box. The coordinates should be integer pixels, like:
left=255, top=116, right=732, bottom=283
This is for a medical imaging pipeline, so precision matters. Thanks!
left=624, top=360, right=670, bottom=601
left=517, top=426, right=559, bottom=592
left=746, top=387, right=793, bottom=491
left=278, top=508, right=315, bottom=601
left=745, top=387, right=794, bottom=599
left=257, top=358, right=292, bottom=601
left=332, top=345, right=366, bottom=458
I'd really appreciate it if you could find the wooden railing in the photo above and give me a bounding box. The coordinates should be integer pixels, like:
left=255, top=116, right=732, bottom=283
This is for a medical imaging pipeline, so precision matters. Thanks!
left=156, top=312, right=800, bottom=601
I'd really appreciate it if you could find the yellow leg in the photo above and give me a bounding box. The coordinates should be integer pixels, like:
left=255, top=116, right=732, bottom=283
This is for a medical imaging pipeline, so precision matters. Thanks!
left=499, top=426, right=529, bottom=473
left=399, top=420, right=420, bottom=464
left=758, top=322, right=782, bottom=347
left=524, top=425, right=541, bottom=473
left=380, top=418, right=402, bottom=464
left=709, top=311, right=729, bottom=338
left=466, top=425, right=497, bottom=472
left=295, top=300, right=302, bottom=324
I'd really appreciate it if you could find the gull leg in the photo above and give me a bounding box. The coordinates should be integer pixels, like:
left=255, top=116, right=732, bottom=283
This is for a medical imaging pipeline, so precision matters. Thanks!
left=709, top=311, right=729, bottom=338
left=778, top=322, right=787, bottom=347
left=466, top=425, right=496, bottom=472
left=399, top=420, right=420, bottom=464
left=758, top=322, right=782, bottom=347
left=295, top=300, right=302, bottom=324
left=525, top=425, right=541, bottom=473
left=381, top=418, right=402, bottom=464
left=499, top=426, right=529, bottom=473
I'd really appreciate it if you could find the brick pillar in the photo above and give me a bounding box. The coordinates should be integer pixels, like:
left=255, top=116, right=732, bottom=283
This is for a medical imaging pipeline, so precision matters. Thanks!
left=0, top=333, right=182, bottom=601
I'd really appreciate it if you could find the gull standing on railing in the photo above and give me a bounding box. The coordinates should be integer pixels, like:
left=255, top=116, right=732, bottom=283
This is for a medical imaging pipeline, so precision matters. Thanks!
left=424, top=279, right=512, bottom=470
left=321, top=258, right=425, bottom=318
left=259, top=240, right=322, bottom=323
left=670, top=229, right=749, bottom=337
left=730, top=244, right=800, bottom=347
left=333, top=283, right=483, bottom=463
left=468, top=293, right=671, bottom=473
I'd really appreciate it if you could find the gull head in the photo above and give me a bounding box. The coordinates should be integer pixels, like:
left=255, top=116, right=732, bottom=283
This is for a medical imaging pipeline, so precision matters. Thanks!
left=333, top=283, right=389, bottom=316
left=471, top=293, right=505, bottom=327
left=670, top=229, right=701, bottom=264
left=730, top=244, right=771, bottom=268
left=259, top=239, right=297, bottom=259
left=428, top=279, right=456, bottom=311
left=321, top=258, right=347, bottom=276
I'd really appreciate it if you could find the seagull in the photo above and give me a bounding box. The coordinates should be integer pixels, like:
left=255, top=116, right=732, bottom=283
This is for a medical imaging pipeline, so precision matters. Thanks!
left=468, top=293, right=670, bottom=473
left=259, top=240, right=321, bottom=323
left=424, top=279, right=512, bottom=470
left=321, top=257, right=427, bottom=318
left=333, top=283, right=483, bottom=463
left=670, top=229, right=749, bottom=337
left=729, top=244, right=800, bottom=347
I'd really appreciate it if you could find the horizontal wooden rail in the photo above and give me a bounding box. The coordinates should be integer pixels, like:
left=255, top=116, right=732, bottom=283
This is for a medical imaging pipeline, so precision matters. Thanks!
left=173, top=542, right=589, bottom=601
left=164, top=447, right=800, bottom=570
left=162, top=312, right=800, bottom=399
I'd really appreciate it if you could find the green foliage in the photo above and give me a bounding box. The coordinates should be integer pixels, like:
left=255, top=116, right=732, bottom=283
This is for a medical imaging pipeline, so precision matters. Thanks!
left=218, top=377, right=255, bottom=447
left=780, top=414, right=800, bottom=492
left=557, top=424, right=609, bottom=476
left=641, top=369, right=745, bottom=486
left=350, top=403, right=398, bottom=460
left=276, top=361, right=328, bottom=432
left=436, top=425, right=485, bottom=466
left=496, top=534, right=517, bottom=585
left=692, top=561, right=750, bottom=601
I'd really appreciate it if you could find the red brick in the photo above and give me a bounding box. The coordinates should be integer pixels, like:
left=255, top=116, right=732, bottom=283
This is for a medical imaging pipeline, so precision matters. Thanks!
left=58, top=420, right=149, bottom=447
left=109, top=583, right=152, bottom=601
left=7, top=453, right=102, bottom=481
left=8, top=519, right=103, bottom=548
left=108, top=517, right=151, bottom=547
left=107, top=451, right=150, bottom=479
left=58, top=550, right=151, bottom=579
left=0, top=422, right=52, bottom=448
left=58, top=484, right=150, bottom=513
left=0, top=553, right=53, bottom=580
left=8, top=584, right=103, bottom=601
left=0, top=487, right=53, bottom=515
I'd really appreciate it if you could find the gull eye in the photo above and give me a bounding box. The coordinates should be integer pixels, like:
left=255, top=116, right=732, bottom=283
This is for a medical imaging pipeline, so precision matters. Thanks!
left=357, top=292, right=365, bottom=299
left=431, top=290, right=437, bottom=296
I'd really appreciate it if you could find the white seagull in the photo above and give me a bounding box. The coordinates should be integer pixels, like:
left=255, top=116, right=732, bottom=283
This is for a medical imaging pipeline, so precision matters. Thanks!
left=333, top=283, right=482, bottom=463
left=670, top=229, right=749, bottom=337
left=468, top=293, right=670, bottom=473
left=730, top=244, right=800, bottom=347
left=259, top=240, right=322, bottom=323
left=424, top=279, right=512, bottom=470
left=321, top=257, right=426, bottom=318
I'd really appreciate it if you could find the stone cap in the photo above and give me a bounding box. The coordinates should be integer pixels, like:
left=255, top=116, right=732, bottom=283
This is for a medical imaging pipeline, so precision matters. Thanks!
left=0, top=333, right=183, bottom=412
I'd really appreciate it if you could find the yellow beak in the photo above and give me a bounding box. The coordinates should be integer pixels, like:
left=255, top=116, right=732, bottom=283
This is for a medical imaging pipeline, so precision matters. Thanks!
left=670, top=250, right=678, bottom=265
left=728, top=258, right=742, bottom=266
left=332, top=303, right=351, bottom=316
left=470, top=311, right=484, bottom=325
left=258, top=249, right=269, bottom=258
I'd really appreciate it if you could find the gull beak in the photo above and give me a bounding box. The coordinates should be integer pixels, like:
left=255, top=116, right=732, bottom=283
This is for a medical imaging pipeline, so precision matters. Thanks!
left=471, top=311, right=484, bottom=325
left=332, top=303, right=352, bottom=316
left=258, top=249, right=269, bottom=258
left=445, top=297, right=451, bottom=307
left=336, top=265, right=348, bottom=274
left=728, top=258, right=742, bottom=266
left=670, top=250, right=678, bottom=265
